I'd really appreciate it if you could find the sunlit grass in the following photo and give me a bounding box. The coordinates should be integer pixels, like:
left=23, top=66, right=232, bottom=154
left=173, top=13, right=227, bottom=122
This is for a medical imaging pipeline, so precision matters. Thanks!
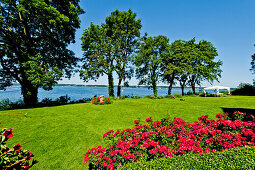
left=0, top=96, right=254, bottom=169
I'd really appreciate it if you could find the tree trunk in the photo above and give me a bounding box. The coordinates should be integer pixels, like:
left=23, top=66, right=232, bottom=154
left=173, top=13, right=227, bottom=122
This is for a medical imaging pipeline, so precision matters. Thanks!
left=108, top=72, right=114, bottom=97
left=191, top=83, right=196, bottom=94
left=168, top=73, right=175, bottom=95
left=21, top=82, right=38, bottom=107
left=181, top=84, right=185, bottom=96
left=117, top=78, right=122, bottom=97
left=190, top=76, right=196, bottom=94
left=152, top=77, right=157, bottom=97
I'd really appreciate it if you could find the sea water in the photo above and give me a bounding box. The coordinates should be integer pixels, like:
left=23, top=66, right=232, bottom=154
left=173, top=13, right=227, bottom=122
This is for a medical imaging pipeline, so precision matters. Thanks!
left=0, top=84, right=204, bottom=102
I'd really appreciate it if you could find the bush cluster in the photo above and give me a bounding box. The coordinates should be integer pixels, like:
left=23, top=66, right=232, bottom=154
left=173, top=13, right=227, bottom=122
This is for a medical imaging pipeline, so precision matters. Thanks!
left=91, top=97, right=113, bottom=105
left=0, top=95, right=91, bottom=110
left=0, top=128, right=37, bottom=169
left=231, top=83, right=255, bottom=96
left=84, top=111, right=255, bottom=169
left=121, top=146, right=255, bottom=169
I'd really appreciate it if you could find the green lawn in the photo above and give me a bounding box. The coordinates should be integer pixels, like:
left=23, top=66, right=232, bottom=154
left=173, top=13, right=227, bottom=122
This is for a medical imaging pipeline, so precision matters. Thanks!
left=1, top=96, right=255, bottom=169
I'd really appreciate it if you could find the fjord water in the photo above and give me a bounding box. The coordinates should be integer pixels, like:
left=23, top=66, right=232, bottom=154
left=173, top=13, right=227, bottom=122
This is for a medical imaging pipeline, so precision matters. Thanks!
left=0, top=84, right=202, bottom=102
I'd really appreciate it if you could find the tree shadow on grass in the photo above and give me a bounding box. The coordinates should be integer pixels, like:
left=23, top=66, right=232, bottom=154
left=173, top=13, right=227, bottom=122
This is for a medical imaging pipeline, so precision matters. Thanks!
left=221, top=108, right=255, bottom=116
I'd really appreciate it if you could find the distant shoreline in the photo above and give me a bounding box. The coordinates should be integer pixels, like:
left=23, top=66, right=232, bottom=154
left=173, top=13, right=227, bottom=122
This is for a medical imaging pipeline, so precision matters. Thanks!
left=55, top=84, right=205, bottom=89
left=10, top=83, right=236, bottom=89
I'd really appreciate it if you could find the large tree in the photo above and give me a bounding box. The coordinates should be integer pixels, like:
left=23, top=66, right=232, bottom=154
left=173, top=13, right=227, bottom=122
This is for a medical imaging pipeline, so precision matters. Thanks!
left=163, top=39, right=192, bottom=96
left=105, top=9, right=141, bottom=97
left=0, top=0, right=84, bottom=106
left=188, top=39, right=222, bottom=94
left=80, top=23, right=115, bottom=97
left=161, top=40, right=186, bottom=95
left=135, top=35, right=169, bottom=96
left=251, top=45, right=255, bottom=85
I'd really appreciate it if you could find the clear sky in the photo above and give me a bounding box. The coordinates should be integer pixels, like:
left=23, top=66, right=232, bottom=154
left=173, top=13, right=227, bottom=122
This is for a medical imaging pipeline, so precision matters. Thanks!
left=60, top=0, right=255, bottom=88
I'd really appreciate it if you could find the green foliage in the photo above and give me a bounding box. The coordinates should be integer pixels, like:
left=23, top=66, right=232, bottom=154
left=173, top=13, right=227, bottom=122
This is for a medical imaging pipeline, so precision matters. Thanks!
left=135, top=35, right=169, bottom=96
left=188, top=39, right=222, bottom=94
left=80, top=23, right=115, bottom=97
left=0, top=0, right=84, bottom=106
left=0, top=98, right=10, bottom=111
left=162, top=38, right=222, bottom=95
left=0, top=128, right=37, bottom=169
left=172, top=94, right=182, bottom=98
left=157, top=95, right=165, bottom=99
left=199, top=93, right=217, bottom=97
left=56, top=95, right=70, bottom=105
left=164, top=95, right=175, bottom=99
left=232, top=83, right=255, bottom=96
left=144, top=95, right=157, bottom=99
left=105, top=9, right=141, bottom=97
left=81, top=9, right=141, bottom=97
left=130, top=95, right=141, bottom=99
left=251, top=44, right=255, bottom=75
left=121, top=147, right=255, bottom=169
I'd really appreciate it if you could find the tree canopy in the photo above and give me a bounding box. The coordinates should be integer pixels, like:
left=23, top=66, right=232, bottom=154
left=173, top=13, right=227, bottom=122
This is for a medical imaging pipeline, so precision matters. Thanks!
left=251, top=45, right=255, bottom=75
left=105, top=9, right=141, bottom=97
left=80, top=9, right=141, bottom=97
left=80, top=23, right=115, bottom=96
left=135, top=35, right=169, bottom=96
left=162, top=38, right=222, bottom=95
left=0, top=0, right=84, bottom=106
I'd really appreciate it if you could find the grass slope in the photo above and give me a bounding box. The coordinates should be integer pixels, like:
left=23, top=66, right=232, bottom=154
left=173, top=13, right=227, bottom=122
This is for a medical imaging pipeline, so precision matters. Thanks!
left=0, top=96, right=254, bottom=169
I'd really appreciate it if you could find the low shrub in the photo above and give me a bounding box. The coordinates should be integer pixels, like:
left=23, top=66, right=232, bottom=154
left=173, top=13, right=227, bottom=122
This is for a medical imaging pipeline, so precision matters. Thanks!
left=119, top=96, right=126, bottom=100
left=185, top=94, right=197, bottom=97
left=199, top=93, right=217, bottom=97
left=56, top=95, right=70, bottom=104
left=0, top=128, right=37, bottom=169
left=91, top=96, right=113, bottom=105
left=173, top=94, right=182, bottom=98
left=121, top=147, right=255, bottom=169
left=232, top=83, right=255, bottom=96
left=165, top=95, right=176, bottom=99
left=130, top=96, right=141, bottom=99
left=157, top=95, right=164, bottom=99
left=144, top=95, right=157, bottom=99
left=0, top=98, right=11, bottom=111
left=84, top=111, right=255, bottom=169
left=78, top=99, right=87, bottom=103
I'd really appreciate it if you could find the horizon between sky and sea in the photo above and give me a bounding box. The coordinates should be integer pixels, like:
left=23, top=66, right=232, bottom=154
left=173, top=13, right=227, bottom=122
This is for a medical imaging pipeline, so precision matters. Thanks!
left=0, top=84, right=234, bottom=103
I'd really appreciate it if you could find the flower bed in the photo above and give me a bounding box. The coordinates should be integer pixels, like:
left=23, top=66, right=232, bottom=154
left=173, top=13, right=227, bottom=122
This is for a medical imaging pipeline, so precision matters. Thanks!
left=91, top=96, right=113, bottom=105
left=0, top=128, right=37, bottom=169
left=84, top=112, right=255, bottom=169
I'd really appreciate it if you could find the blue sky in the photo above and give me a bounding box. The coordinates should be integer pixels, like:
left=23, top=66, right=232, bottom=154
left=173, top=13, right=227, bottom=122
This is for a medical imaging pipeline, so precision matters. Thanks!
left=61, top=0, right=255, bottom=88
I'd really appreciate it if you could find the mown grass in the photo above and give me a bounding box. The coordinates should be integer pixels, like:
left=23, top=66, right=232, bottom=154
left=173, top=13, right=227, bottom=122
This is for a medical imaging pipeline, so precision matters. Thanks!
left=0, top=96, right=255, bottom=169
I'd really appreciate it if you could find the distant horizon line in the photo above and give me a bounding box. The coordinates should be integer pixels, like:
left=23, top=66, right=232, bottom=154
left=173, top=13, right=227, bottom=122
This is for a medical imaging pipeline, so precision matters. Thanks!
left=11, top=83, right=236, bottom=89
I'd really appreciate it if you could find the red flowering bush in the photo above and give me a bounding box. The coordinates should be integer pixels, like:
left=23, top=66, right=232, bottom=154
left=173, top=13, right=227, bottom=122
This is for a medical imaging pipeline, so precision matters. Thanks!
left=91, top=97, right=113, bottom=105
left=84, top=112, right=255, bottom=169
left=0, top=128, right=37, bottom=169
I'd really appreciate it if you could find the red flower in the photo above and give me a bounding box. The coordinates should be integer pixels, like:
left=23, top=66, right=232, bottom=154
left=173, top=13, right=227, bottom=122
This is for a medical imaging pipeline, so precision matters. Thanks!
left=102, top=162, right=107, bottom=167
left=13, top=144, right=22, bottom=151
left=134, top=120, right=139, bottom=124
left=3, top=128, right=13, bottom=139
left=27, top=152, right=34, bottom=160
left=146, top=117, right=152, bottom=122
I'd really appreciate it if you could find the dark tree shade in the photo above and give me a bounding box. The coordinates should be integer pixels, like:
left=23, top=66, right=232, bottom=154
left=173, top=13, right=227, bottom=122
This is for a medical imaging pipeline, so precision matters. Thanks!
left=0, top=0, right=84, bottom=106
